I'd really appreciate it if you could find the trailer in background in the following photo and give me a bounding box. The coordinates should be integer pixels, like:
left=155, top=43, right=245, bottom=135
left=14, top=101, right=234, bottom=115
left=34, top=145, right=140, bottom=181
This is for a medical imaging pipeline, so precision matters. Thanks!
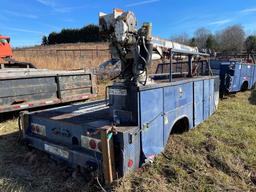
left=0, top=67, right=96, bottom=113
left=0, top=33, right=97, bottom=114
left=210, top=59, right=256, bottom=97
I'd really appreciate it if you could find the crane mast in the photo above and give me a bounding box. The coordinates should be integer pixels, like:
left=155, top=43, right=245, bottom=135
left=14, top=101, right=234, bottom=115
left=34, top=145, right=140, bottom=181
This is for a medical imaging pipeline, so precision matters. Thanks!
left=99, top=9, right=203, bottom=85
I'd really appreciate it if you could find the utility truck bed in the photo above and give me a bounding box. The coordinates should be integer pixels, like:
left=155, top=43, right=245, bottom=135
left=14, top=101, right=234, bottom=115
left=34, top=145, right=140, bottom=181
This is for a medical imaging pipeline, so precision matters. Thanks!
left=21, top=75, right=219, bottom=183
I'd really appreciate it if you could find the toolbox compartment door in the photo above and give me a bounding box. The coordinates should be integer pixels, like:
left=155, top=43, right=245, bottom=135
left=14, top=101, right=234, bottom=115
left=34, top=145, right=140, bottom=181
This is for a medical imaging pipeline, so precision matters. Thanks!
left=163, top=82, right=193, bottom=144
left=194, top=80, right=204, bottom=126
left=139, top=88, right=164, bottom=158
left=229, top=63, right=240, bottom=92
left=253, top=65, right=256, bottom=87
left=240, top=64, right=252, bottom=88
left=203, top=80, right=210, bottom=120
left=209, top=79, right=215, bottom=115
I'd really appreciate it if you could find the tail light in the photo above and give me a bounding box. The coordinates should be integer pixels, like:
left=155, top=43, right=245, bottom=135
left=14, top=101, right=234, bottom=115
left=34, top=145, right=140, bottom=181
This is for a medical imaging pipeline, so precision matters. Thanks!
left=128, top=159, right=134, bottom=168
left=81, top=135, right=102, bottom=153
left=89, top=139, right=97, bottom=150
left=31, top=123, right=46, bottom=136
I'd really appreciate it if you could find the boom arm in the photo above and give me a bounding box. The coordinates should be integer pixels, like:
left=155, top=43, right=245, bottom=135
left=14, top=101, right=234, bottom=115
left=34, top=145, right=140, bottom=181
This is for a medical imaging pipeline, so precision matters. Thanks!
left=99, top=9, right=205, bottom=85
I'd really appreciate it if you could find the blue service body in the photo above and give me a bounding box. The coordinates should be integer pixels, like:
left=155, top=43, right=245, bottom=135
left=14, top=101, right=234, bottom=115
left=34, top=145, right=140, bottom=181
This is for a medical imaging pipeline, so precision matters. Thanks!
left=210, top=60, right=256, bottom=95
left=21, top=76, right=219, bottom=177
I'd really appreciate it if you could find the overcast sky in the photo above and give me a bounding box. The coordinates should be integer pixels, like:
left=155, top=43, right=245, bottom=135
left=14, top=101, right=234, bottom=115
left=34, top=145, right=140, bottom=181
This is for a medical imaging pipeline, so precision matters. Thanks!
left=1, top=0, right=256, bottom=47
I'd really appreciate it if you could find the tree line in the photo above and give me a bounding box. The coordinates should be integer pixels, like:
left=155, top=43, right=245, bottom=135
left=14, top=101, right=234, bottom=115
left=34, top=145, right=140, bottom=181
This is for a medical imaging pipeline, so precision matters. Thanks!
left=171, top=25, right=256, bottom=54
left=42, top=23, right=256, bottom=54
left=42, top=24, right=101, bottom=45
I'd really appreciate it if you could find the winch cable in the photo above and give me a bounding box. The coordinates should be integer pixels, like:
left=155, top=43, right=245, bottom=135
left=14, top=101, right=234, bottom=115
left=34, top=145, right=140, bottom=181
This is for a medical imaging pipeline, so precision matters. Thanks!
left=94, top=146, right=107, bottom=192
left=96, top=177, right=107, bottom=192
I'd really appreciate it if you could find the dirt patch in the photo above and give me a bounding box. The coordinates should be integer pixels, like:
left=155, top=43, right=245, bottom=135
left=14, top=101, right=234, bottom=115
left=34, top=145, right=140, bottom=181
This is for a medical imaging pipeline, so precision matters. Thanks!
left=218, top=137, right=247, bottom=150
left=206, top=154, right=239, bottom=178
left=159, top=165, right=178, bottom=182
left=244, top=166, right=256, bottom=186
left=251, top=171, right=256, bottom=185
left=201, top=137, right=218, bottom=152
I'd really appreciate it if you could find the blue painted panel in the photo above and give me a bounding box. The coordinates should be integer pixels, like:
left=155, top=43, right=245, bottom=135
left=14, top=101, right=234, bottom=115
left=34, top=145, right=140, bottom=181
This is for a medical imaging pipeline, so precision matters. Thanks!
left=194, top=80, right=204, bottom=126
left=163, top=83, right=193, bottom=145
left=140, top=88, right=164, bottom=157
left=163, top=103, right=193, bottom=145
left=163, top=111, right=176, bottom=145
left=175, top=83, right=193, bottom=108
left=230, top=63, right=241, bottom=92
left=29, top=116, right=103, bottom=159
left=253, top=65, right=256, bottom=86
left=203, top=80, right=210, bottom=120
left=241, top=64, right=253, bottom=88
left=163, top=86, right=176, bottom=112
left=248, top=65, right=255, bottom=89
left=209, top=79, right=215, bottom=115
left=236, top=63, right=256, bottom=90
left=249, top=65, right=255, bottom=89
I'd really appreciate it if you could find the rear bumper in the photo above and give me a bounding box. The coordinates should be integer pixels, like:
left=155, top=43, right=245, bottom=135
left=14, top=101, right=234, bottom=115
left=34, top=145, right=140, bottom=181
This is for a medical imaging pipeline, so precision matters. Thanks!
left=23, top=135, right=101, bottom=171
left=0, top=93, right=96, bottom=114
left=0, top=99, right=60, bottom=113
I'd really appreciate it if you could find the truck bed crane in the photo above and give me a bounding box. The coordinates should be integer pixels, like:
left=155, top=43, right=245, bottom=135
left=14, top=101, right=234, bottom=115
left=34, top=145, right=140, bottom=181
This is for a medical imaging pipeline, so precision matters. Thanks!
left=21, top=9, right=219, bottom=185
left=99, top=9, right=209, bottom=85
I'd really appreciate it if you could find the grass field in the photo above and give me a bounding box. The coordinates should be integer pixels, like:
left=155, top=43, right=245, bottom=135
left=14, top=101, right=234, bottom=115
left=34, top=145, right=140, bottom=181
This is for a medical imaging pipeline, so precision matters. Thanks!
left=13, top=42, right=110, bottom=70
left=0, top=89, right=255, bottom=192
left=12, top=43, right=160, bottom=75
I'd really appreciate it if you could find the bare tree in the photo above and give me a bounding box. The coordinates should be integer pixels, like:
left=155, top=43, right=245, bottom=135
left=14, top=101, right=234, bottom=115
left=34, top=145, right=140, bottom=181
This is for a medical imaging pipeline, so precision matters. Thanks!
left=171, top=33, right=190, bottom=45
left=217, top=25, right=245, bottom=52
left=194, top=28, right=211, bottom=50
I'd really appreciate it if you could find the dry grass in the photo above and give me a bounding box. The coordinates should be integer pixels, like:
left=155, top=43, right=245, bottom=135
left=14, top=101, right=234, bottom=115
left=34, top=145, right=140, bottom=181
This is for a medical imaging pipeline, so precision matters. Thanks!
left=16, top=42, right=109, bottom=50
left=0, top=90, right=256, bottom=192
left=13, top=42, right=110, bottom=70
left=12, top=42, right=161, bottom=74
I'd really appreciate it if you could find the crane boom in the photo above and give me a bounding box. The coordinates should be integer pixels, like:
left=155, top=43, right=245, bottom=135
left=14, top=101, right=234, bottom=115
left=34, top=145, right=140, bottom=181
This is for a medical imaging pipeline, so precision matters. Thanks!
left=99, top=9, right=208, bottom=85
left=151, top=36, right=200, bottom=55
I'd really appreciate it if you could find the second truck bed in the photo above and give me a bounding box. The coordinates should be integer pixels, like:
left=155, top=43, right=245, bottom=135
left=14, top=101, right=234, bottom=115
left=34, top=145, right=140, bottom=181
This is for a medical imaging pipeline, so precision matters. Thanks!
left=0, top=68, right=96, bottom=113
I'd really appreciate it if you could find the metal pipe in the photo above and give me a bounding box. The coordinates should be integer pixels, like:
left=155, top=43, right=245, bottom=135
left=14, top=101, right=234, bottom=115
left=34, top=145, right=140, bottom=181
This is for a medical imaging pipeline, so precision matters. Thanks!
left=252, top=54, right=256, bottom=64
left=188, top=55, right=192, bottom=77
left=169, top=50, right=173, bottom=82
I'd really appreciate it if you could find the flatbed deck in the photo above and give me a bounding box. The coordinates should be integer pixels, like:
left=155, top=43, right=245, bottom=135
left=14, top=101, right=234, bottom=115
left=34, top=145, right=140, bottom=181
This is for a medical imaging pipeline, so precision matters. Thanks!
left=0, top=68, right=88, bottom=79
left=0, top=68, right=96, bottom=113
left=31, top=100, right=111, bottom=126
